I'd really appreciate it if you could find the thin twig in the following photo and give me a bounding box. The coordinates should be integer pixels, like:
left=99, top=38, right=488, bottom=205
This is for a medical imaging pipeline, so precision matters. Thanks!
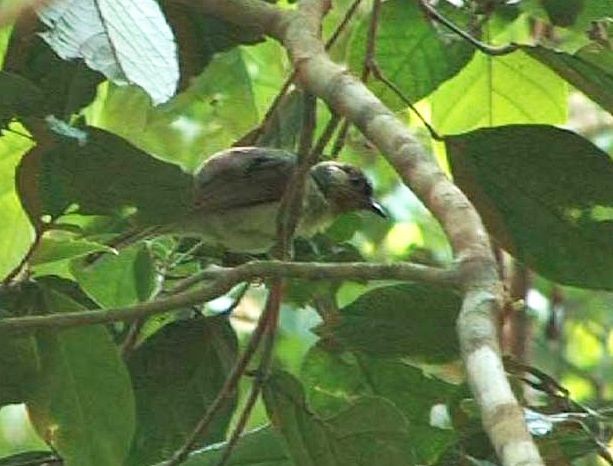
left=234, top=0, right=363, bottom=146
left=161, top=294, right=277, bottom=466
left=214, top=280, right=283, bottom=466
left=2, top=228, right=45, bottom=285
left=214, top=382, right=262, bottom=466
left=0, top=260, right=458, bottom=334
left=419, top=0, right=518, bottom=56
left=311, top=112, right=341, bottom=156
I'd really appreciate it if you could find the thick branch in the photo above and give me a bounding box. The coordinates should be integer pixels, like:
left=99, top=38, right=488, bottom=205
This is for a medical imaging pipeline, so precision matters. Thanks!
left=0, top=261, right=455, bottom=334
left=194, top=1, right=545, bottom=465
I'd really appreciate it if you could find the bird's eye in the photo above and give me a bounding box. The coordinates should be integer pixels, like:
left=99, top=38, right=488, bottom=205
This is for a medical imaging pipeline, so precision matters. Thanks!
left=349, top=177, right=363, bottom=186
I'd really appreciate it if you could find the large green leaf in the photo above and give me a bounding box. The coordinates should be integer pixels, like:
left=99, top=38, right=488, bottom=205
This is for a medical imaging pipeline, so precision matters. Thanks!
left=71, top=243, right=157, bottom=308
left=263, top=370, right=412, bottom=466
left=27, top=288, right=135, bottom=466
left=431, top=49, right=568, bottom=135
left=0, top=132, right=35, bottom=280
left=30, top=234, right=114, bottom=279
left=316, top=283, right=461, bottom=362
left=348, top=0, right=473, bottom=110
left=301, top=346, right=456, bottom=464
left=446, top=124, right=613, bottom=290
left=16, top=124, right=193, bottom=227
left=125, top=316, right=238, bottom=466
left=90, top=48, right=259, bottom=170
left=524, top=44, right=613, bottom=114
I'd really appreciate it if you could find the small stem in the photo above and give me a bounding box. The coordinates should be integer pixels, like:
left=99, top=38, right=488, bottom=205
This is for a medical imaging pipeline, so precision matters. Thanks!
left=2, top=227, right=45, bottom=285
left=162, top=295, right=277, bottom=466
left=419, top=0, right=518, bottom=56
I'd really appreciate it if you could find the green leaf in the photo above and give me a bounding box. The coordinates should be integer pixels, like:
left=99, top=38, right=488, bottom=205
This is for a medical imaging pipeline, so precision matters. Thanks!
left=71, top=243, right=157, bottom=308
left=263, top=370, right=412, bottom=466
left=348, top=0, right=474, bottom=109
left=90, top=48, right=259, bottom=170
left=181, top=426, right=291, bottom=466
left=431, top=49, right=568, bottom=135
left=0, top=335, right=39, bottom=406
left=158, top=0, right=264, bottom=90
left=316, top=283, right=461, bottom=362
left=301, top=347, right=456, bottom=464
left=38, top=0, right=179, bottom=104
left=445, top=124, right=613, bottom=290
left=16, top=125, right=193, bottom=227
left=27, top=288, right=134, bottom=466
left=125, top=316, right=238, bottom=466
left=524, top=44, right=613, bottom=114
left=31, top=235, right=114, bottom=267
left=0, top=132, right=35, bottom=280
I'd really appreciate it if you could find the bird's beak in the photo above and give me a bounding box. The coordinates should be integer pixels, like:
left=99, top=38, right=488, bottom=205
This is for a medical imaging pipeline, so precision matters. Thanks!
left=368, top=199, right=387, bottom=218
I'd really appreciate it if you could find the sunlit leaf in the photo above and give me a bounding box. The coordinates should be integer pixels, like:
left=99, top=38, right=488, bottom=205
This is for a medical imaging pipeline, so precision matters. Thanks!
left=71, top=243, right=157, bottom=308
left=524, top=45, right=613, bottom=114
left=431, top=49, right=568, bottom=135
left=0, top=132, right=35, bottom=281
left=89, top=49, right=259, bottom=170
left=38, top=0, right=179, bottom=104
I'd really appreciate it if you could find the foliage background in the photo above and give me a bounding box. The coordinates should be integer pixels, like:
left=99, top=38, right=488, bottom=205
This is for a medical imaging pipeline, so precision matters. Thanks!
left=0, top=0, right=611, bottom=465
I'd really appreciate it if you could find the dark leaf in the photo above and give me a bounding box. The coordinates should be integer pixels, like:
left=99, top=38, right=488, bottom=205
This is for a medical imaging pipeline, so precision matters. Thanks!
left=301, top=346, right=456, bottom=464
left=446, top=124, right=613, bottom=290
left=0, top=335, right=39, bottom=406
left=16, top=124, right=193, bottom=227
left=540, top=0, right=584, bottom=27
left=0, top=71, right=45, bottom=129
left=316, top=283, right=461, bottom=362
left=524, top=45, right=613, bottom=114
left=0, top=451, right=57, bottom=465
left=263, top=370, right=413, bottom=466
left=4, top=16, right=103, bottom=119
left=125, top=316, right=238, bottom=466
left=27, top=287, right=134, bottom=466
left=181, top=426, right=291, bottom=466
left=348, top=0, right=474, bottom=109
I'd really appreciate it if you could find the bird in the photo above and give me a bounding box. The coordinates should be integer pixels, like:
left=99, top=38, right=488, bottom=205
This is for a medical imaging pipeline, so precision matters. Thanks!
left=102, top=146, right=386, bottom=256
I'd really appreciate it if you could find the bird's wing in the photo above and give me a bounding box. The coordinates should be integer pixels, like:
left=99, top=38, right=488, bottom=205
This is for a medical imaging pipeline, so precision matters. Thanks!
left=192, top=147, right=297, bottom=213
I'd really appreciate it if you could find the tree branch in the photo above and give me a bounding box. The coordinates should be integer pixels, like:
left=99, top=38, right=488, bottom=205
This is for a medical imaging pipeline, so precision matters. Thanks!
left=194, top=1, right=545, bottom=465
left=0, top=260, right=454, bottom=334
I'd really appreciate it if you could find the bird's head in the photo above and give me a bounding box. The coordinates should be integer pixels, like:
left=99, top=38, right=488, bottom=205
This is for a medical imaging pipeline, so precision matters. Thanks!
left=310, top=161, right=386, bottom=218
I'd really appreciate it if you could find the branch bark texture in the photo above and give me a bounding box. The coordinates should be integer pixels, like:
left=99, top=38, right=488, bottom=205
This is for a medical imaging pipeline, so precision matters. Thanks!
left=194, top=0, right=545, bottom=464
left=0, top=260, right=454, bottom=333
